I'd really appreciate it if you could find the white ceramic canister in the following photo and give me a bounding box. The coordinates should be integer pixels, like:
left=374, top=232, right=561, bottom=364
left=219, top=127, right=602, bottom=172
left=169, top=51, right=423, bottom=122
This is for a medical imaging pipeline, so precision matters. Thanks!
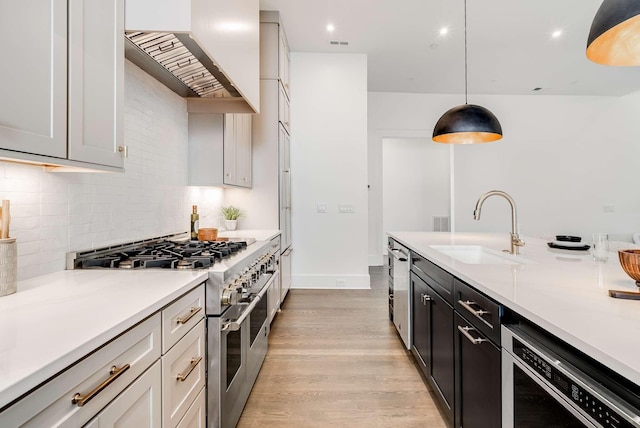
left=0, top=238, right=17, bottom=296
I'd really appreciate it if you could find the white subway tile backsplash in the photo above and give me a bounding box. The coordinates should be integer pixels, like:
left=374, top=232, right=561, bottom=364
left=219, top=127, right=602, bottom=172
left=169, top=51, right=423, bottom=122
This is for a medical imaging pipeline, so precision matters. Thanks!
left=1, top=60, right=223, bottom=281
left=11, top=204, right=39, bottom=218
left=17, top=241, right=41, bottom=257
left=40, top=204, right=68, bottom=217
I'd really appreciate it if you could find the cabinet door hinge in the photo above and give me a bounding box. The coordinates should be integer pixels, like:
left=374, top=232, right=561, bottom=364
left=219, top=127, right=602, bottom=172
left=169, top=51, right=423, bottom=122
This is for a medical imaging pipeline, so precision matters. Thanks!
left=117, top=145, right=128, bottom=158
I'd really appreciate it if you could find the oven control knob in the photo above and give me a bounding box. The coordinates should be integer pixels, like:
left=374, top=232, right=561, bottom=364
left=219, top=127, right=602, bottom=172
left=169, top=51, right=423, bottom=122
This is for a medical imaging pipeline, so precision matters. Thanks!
left=221, top=287, right=240, bottom=306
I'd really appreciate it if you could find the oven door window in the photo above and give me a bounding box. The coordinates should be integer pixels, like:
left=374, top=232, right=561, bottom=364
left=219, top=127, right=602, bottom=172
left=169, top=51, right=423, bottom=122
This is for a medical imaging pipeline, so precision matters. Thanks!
left=250, top=294, right=268, bottom=347
left=514, top=365, right=588, bottom=428
left=226, top=328, right=242, bottom=389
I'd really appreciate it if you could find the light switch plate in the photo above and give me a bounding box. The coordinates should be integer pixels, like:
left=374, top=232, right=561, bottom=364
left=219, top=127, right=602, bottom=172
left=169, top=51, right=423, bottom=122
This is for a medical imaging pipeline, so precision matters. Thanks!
left=339, top=204, right=355, bottom=213
left=317, top=203, right=327, bottom=213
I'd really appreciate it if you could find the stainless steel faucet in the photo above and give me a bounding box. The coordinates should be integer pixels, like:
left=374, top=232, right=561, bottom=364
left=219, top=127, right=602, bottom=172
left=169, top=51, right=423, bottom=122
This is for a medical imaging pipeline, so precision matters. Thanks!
left=473, top=190, right=525, bottom=255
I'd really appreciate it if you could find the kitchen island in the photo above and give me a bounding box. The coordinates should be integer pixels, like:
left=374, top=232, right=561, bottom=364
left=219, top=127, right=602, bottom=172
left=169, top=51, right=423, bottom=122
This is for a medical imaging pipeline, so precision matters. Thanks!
left=389, top=231, right=640, bottom=388
left=389, top=232, right=640, bottom=385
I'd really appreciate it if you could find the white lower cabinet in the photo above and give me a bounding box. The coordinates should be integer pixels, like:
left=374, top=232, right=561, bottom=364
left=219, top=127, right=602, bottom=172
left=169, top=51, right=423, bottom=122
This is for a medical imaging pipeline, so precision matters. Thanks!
left=162, top=287, right=205, bottom=354
left=162, top=320, right=205, bottom=428
left=0, top=313, right=161, bottom=427
left=281, top=248, right=292, bottom=302
left=176, top=387, right=206, bottom=428
left=84, top=360, right=162, bottom=428
left=267, top=270, right=281, bottom=324
left=0, top=284, right=206, bottom=428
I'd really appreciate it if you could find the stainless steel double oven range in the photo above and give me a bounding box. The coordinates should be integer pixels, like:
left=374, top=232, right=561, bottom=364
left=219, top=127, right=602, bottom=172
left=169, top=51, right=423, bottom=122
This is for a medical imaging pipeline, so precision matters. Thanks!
left=67, top=232, right=280, bottom=428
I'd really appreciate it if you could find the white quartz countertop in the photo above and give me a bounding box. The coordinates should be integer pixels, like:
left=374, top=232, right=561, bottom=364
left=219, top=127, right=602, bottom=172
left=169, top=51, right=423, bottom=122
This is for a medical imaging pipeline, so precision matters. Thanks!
left=389, top=232, right=640, bottom=388
left=0, top=269, right=208, bottom=410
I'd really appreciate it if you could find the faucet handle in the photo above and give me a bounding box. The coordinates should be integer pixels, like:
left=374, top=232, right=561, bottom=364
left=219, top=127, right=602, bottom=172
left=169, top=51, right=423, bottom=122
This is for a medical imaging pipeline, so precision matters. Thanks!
left=511, top=233, right=525, bottom=247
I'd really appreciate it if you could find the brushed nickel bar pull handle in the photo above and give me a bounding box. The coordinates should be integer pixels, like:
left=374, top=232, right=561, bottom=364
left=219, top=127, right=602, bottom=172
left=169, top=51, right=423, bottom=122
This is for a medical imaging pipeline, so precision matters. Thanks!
left=72, top=364, right=130, bottom=407
left=176, top=356, right=202, bottom=382
left=458, top=325, right=487, bottom=345
left=458, top=299, right=489, bottom=317
left=177, top=306, right=202, bottom=324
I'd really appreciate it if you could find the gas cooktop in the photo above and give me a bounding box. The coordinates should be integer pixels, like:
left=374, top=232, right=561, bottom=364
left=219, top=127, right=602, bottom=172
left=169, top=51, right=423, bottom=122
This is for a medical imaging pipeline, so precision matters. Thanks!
left=66, top=233, right=252, bottom=270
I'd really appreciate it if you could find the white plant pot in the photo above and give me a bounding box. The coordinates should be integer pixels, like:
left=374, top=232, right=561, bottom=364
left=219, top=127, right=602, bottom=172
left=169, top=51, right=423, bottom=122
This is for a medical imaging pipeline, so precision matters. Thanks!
left=225, top=220, right=238, bottom=231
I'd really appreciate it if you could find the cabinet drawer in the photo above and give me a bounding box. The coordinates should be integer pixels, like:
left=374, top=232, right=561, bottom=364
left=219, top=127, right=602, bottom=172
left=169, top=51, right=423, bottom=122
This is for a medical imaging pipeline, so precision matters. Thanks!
left=411, top=253, right=454, bottom=304
left=163, top=285, right=205, bottom=354
left=162, top=319, right=206, bottom=428
left=176, top=386, right=206, bottom=428
left=85, top=360, right=162, bottom=428
left=1, top=313, right=161, bottom=427
left=454, top=279, right=502, bottom=345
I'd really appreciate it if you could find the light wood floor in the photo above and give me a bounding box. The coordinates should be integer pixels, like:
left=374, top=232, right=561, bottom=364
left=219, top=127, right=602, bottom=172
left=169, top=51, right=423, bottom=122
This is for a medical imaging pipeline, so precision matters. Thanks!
left=236, top=265, right=447, bottom=427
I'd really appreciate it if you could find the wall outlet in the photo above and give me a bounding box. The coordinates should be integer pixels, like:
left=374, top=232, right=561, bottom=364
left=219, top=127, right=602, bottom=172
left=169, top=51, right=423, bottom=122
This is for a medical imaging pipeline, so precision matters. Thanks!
left=336, top=279, right=346, bottom=287
left=339, top=204, right=355, bottom=213
left=317, top=203, right=327, bottom=213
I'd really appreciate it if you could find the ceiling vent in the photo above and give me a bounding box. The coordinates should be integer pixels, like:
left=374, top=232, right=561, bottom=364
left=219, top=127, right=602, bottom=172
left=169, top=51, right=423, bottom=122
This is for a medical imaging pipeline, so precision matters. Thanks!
left=330, top=41, right=349, bottom=46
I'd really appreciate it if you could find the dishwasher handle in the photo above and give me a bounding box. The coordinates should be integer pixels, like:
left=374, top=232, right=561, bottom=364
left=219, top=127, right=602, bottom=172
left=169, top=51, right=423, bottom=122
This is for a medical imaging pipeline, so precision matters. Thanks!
left=388, top=246, right=409, bottom=262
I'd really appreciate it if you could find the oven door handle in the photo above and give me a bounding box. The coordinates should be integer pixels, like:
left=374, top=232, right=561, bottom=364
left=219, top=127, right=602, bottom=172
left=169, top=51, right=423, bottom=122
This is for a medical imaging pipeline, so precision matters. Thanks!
left=224, top=275, right=274, bottom=332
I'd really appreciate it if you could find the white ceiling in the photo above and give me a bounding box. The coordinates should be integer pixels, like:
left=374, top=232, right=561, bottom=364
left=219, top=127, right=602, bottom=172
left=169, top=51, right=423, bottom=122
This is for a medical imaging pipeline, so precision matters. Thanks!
left=259, top=0, right=640, bottom=96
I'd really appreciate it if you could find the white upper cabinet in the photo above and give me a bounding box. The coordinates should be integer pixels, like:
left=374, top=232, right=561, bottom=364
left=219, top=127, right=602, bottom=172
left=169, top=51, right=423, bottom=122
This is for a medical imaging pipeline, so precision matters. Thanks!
left=68, top=0, right=124, bottom=168
left=259, top=11, right=291, bottom=88
left=279, top=27, right=291, bottom=96
left=0, top=0, right=67, bottom=158
left=188, top=113, right=252, bottom=188
left=233, top=114, right=253, bottom=187
left=0, top=0, right=124, bottom=171
left=126, top=0, right=260, bottom=113
left=223, top=113, right=252, bottom=187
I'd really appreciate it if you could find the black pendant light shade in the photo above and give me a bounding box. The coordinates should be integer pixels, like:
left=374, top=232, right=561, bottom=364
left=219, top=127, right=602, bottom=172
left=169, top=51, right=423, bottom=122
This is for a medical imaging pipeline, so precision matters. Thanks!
left=432, top=104, right=502, bottom=144
left=587, top=0, right=640, bottom=65
left=432, top=0, right=503, bottom=144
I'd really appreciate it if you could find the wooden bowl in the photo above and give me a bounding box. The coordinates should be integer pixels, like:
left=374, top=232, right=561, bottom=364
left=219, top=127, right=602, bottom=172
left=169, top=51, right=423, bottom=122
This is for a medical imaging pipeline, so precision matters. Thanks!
left=197, top=228, right=218, bottom=241
left=618, top=249, right=640, bottom=286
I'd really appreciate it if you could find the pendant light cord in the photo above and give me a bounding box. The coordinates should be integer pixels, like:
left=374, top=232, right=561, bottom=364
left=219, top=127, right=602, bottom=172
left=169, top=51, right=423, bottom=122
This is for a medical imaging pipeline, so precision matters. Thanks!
left=464, top=0, right=468, bottom=104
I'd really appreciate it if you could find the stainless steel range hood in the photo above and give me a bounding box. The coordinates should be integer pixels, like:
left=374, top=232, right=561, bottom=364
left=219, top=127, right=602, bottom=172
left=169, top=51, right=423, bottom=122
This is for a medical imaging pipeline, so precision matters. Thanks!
left=125, top=32, right=239, bottom=98
left=125, top=0, right=260, bottom=114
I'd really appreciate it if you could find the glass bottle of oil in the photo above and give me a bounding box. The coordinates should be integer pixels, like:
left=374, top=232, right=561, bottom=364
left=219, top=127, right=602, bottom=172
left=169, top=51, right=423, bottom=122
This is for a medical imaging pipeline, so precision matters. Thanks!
left=190, top=205, right=199, bottom=240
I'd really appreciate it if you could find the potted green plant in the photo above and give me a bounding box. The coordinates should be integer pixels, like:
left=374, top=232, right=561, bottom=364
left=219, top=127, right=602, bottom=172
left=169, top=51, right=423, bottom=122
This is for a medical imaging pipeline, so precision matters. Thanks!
left=221, top=206, right=244, bottom=231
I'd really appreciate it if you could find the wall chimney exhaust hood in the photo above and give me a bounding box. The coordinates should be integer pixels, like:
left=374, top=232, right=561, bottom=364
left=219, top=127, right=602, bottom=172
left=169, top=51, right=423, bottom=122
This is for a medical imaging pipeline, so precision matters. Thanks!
left=125, top=0, right=260, bottom=114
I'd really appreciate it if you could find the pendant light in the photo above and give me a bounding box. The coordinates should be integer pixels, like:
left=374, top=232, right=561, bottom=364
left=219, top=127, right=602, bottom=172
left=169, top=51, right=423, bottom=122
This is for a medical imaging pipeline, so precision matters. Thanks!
left=587, top=0, right=640, bottom=65
left=432, top=0, right=502, bottom=144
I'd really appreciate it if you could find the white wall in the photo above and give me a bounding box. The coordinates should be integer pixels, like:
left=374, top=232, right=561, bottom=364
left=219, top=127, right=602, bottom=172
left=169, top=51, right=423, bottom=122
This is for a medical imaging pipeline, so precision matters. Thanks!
left=2, top=61, right=223, bottom=281
left=368, top=91, right=640, bottom=264
left=290, top=52, right=370, bottom=289
left=382, top=138, right=450, bottom=252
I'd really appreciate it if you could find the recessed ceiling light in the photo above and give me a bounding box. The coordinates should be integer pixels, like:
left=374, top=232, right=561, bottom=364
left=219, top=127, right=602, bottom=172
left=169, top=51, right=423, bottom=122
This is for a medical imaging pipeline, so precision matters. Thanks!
left=440, top=27, right=449, bottom=36
left=327, top=24, right=335, bottom=32
left=551, top=30, right=563, bottom=39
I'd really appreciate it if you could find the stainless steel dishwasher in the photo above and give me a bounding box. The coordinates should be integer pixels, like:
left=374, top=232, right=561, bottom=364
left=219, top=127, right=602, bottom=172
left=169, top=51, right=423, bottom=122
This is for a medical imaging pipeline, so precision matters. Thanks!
left=388, top=238, right=411, bottom=349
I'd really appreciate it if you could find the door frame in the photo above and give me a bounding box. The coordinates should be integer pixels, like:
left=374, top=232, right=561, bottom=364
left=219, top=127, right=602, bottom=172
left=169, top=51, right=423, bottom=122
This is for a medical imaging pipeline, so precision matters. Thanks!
left=368, top=129, right=456, bottom=266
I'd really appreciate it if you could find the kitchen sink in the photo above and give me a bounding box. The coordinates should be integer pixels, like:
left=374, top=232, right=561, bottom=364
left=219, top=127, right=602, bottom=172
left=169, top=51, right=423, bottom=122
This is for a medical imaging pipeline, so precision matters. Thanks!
left=429, top=245, right=534, bottom=265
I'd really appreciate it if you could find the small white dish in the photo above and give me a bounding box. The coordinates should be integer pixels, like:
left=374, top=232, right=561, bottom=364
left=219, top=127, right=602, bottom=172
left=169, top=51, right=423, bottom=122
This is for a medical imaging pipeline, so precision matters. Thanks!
left=552, top=240, right=585, bottom=248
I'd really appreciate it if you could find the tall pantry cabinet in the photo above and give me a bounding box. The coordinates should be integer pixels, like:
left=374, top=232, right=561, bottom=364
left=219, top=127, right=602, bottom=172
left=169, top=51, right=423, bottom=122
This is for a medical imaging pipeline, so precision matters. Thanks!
left=255, top=11, right=292, bottom=304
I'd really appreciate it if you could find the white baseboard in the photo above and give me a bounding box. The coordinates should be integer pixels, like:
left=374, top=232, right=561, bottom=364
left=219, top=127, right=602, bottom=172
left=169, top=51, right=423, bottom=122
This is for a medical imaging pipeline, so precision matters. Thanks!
left=291, top=274, right=371, bottom=289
